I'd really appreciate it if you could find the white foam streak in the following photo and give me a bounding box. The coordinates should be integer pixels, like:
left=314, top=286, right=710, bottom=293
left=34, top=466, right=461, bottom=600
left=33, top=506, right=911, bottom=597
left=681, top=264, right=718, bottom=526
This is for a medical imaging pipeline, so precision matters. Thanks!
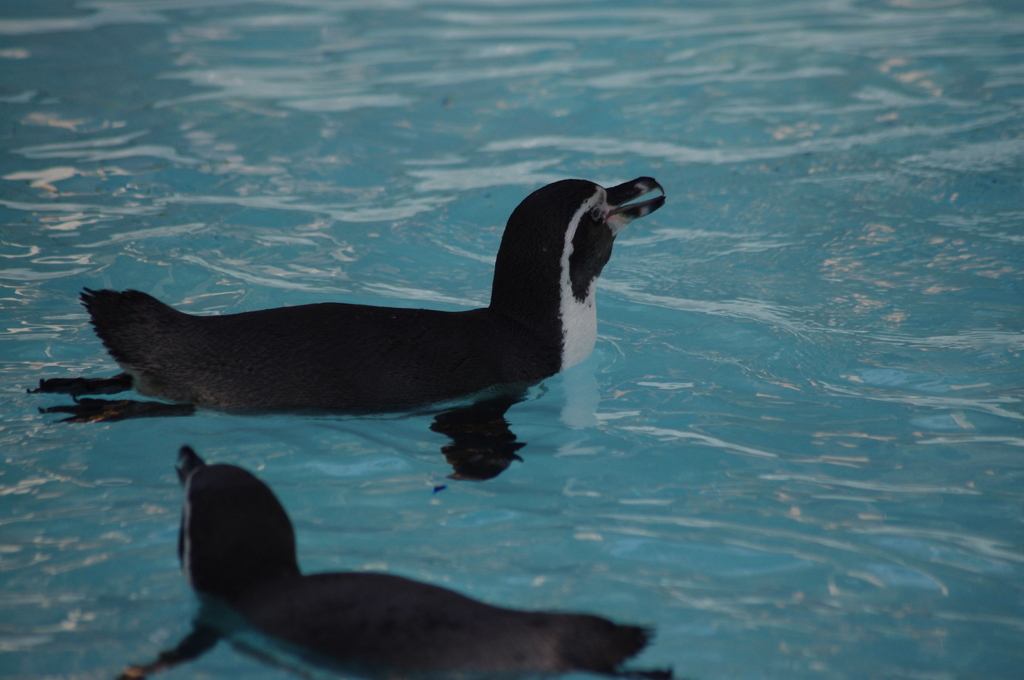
left=901, top=139, right=1024, bottom=172
left=284, top=95, right=415, bottom=111
left=596, top=513, right=859, bottom=554
left=74, top=223, right=207, bottom=248
left=0, top=199, right=157, bottom=216
left=160, top=193, right=453, bottom=222
left=482, top=112, right=1016, bottom=165
left=407, top=159, right=563, bottom=192
left=622, top=426, right=778, bottom=459
left=0, top=268, right=91, bottom=281
left=820, top=383, right=1024, bottom=422
left=869, top=330, right=1024, bottom=352
left=850, top=526, right=1024, bottom=564
left=361, top=283, right=483, bottom=308
left=433, top=243, right=495, bottom=265
left=917, top=436, right=1024, bottom=448
left=580, top=65, right=845, bottom=89
left=15, top=144, right=200, bottom=165
left=379, top=59, right=612, bottom=86
left=0, top=8, right=167, bottom=36
left=759, top=473, right=981, bottom=496
left=598, top=279, right=812, bottom=339
left=13, top=131, right=150, bottom=155
left=179, top=254, right=345, bottom=292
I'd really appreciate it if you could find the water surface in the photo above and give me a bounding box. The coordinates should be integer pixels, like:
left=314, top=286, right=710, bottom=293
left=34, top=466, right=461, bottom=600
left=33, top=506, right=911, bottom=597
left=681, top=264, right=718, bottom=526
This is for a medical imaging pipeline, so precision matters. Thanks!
left=2, top=1, right=1023, bottom=679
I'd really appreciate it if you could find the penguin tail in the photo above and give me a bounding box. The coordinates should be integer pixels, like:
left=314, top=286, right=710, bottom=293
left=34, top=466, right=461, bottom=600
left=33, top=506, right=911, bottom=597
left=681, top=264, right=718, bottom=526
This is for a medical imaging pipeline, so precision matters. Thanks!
left=80, top=288, right=189, bottom=368
left=559, top=620, right=658, bottom=676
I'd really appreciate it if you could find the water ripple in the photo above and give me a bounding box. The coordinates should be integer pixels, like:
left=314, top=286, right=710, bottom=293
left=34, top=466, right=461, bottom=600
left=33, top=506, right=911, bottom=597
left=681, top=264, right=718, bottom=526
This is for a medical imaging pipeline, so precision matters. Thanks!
left=620, top=426, right=778, bottom=459
left=0, top=199, right=157, bottom=216
left=74, top=222, right=207, bottom=248
left=820, top=382, right=1024, bottom=422
left=0, top=6, right=166, bottom=36
left=407, top=159, right=564, bottom=192
left=852, top=526, right=1024, bottom=565
left=758, top=473, right=981, bottom=496
left=179, top=254, right=348, bottom=293
left=598, top=279, right=816, bottom=340
left=0, top=268, right=92, bottom=282
left=901, top=138, right=1024, bottom=172
left=483, top=111, right=1017, bottom=166
left=160, top=193, right=453, bottom=222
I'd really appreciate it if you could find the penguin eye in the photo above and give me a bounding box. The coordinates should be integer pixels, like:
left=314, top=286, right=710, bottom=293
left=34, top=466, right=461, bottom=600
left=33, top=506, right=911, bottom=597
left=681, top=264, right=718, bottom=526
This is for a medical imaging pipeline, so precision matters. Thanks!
left=589, top=206, right=603, bottom=222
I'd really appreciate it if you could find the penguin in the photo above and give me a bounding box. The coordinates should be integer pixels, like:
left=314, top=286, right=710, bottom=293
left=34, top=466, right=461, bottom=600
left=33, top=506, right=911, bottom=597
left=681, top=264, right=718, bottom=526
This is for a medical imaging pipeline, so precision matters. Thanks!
left=33, top=178, right=664, bottom=413
left=117, top=445, right=670, bottom=679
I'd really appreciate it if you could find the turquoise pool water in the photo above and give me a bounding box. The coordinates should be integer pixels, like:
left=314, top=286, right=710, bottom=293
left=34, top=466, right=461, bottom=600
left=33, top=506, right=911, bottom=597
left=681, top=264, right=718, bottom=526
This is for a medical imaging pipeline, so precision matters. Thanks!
left=2, top=0, right=1023, bottom=678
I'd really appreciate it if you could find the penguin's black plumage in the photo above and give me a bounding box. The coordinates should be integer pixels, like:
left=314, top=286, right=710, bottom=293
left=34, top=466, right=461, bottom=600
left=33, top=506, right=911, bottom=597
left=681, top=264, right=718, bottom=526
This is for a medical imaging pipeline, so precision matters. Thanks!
left=167, top=446, right=665, bottom=678
left=38, top=178, right=663, bottom=411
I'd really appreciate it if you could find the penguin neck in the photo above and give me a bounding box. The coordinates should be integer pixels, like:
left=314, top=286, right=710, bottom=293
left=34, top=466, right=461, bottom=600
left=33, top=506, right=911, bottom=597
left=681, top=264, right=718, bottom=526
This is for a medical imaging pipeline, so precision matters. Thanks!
left=557, top=194, right=603, bottom=371
left=489, top=193, right=602, bottom=375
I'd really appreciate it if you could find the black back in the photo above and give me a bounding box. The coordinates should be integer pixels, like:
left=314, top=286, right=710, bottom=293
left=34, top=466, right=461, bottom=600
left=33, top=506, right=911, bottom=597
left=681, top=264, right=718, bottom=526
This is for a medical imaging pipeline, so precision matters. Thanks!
left=234, top=571, right=651, bottom=675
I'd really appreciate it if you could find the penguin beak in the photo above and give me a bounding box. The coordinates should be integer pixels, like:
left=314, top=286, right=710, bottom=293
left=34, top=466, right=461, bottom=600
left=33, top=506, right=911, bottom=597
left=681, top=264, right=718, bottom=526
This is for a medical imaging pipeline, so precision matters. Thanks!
left=604, top=177, right=665, bottom=234
left=176, top=445, right=206, bottom=484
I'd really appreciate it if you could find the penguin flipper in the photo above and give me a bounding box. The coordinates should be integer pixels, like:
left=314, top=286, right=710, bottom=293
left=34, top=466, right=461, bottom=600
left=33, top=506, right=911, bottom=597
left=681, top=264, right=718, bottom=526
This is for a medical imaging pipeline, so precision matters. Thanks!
left=115, top=624, right=220, bottom=680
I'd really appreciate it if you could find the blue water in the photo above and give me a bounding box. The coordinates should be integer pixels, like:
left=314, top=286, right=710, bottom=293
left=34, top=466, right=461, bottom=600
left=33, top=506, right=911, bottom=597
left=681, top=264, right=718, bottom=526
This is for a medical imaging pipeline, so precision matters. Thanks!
left=2, top=0, right=1023, bottom=678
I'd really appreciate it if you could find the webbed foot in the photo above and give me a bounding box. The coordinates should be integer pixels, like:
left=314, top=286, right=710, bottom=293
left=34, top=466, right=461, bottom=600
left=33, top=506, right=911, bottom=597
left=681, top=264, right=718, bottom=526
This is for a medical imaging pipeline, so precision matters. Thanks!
left=30, top=372, right=134, bottom=396
left=41, top=398, right=195, bottom=423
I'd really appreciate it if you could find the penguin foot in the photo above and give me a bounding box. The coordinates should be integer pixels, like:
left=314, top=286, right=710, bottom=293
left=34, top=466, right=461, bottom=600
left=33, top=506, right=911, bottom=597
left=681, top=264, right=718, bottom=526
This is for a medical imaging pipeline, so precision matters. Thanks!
left=115, top=624, right=220, bottom=680
left=41, top=398, right=195, bottom=423
left=30, top=372, right=133, bottom=396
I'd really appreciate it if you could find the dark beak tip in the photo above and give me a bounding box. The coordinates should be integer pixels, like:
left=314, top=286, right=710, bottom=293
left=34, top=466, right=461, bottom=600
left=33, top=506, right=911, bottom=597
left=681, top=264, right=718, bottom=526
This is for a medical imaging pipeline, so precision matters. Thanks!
left=606, top=177, right=666, bottom=210
left=635, top=177, right=665, bottom=196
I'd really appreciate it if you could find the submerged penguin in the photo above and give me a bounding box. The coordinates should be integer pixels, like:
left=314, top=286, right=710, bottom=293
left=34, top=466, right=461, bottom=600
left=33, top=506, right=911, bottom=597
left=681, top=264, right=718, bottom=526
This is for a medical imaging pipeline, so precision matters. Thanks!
left=118, top=445, right=669, bottom=679
left=34, top=178, right=663, bottom=412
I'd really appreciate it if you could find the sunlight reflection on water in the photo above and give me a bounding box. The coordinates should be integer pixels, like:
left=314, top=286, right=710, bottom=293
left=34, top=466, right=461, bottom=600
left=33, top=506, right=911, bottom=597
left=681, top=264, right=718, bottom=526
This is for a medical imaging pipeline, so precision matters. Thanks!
left=1, top=1, right=1023, bottom=679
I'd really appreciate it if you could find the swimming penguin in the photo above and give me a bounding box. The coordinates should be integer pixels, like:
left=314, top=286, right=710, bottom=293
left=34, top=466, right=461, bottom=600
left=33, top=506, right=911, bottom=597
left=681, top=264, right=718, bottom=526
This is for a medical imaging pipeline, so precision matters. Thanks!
left=117, top=445, right=670, bottom=679
left=34, top=178, right=664, bottom=413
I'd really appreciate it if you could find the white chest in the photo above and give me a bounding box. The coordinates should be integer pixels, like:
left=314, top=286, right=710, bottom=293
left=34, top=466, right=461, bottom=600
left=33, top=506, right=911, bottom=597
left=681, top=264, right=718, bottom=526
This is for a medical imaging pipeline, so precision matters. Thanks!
left=558, top=192, right=603, bottom=371
left=559, top=280, right=597, bottom=370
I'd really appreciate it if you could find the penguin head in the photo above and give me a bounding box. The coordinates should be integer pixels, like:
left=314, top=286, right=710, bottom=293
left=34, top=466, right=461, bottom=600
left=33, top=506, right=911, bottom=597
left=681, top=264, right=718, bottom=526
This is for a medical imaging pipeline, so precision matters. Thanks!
left=176, top=446, right=300, bottom=603
left=490, top=178, right=664, bottom=370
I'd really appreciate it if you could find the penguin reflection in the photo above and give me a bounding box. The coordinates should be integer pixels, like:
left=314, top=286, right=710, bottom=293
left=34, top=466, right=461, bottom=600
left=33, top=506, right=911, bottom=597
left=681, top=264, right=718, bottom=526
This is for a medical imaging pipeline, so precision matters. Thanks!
left=118, top=446, right=670, bottom=680
left=32, top=178, right=665, bottom=480
left=40, top=390, right=523, bottom=482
